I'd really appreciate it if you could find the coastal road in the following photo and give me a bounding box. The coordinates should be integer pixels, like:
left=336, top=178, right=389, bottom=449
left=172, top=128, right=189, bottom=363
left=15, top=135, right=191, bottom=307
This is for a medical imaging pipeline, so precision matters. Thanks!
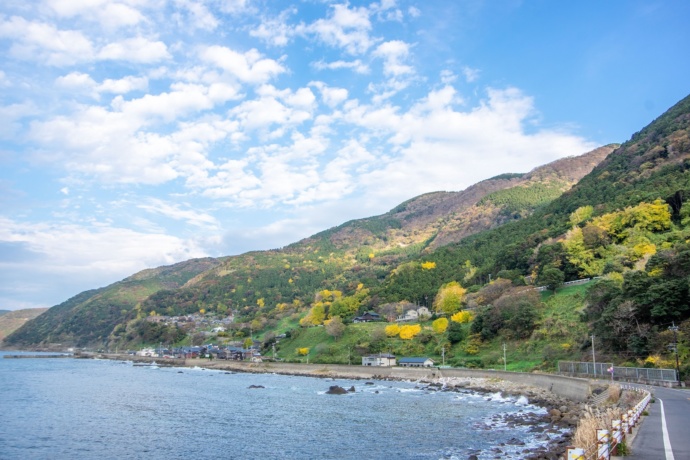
left=626, top=385, right=690, bottom=460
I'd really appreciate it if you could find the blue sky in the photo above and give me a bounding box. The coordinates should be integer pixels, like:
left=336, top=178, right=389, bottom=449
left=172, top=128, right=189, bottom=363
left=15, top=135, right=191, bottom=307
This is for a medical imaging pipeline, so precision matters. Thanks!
left=1, top=0, right=689, bottom=311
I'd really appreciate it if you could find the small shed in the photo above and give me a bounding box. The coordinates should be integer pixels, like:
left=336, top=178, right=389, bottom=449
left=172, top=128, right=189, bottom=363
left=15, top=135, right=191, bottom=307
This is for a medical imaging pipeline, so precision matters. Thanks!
left=398, top=357, right=435, bottom=368
left=362, top=353, right=396, bottom=367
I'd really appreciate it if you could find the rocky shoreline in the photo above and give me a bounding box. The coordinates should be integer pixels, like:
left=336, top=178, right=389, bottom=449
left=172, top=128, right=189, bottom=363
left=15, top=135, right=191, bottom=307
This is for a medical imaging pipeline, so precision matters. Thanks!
left=92, top=354, right=624, bottom=460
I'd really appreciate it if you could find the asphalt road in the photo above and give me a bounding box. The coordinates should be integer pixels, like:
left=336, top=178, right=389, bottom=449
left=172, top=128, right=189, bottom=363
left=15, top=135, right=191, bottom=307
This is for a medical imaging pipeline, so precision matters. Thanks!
left=626, top=385, right=690, bottom=460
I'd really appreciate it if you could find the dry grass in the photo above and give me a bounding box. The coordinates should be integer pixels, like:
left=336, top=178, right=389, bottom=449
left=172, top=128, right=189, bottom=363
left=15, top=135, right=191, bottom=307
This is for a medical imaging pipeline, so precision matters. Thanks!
left=573, top=406, right=623, bottom=451
left=607, top=384, right=621, bottom=404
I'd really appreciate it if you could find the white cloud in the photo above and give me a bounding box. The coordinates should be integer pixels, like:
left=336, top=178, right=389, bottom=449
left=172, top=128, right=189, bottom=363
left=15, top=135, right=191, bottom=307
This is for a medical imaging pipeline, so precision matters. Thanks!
left=307, top=3, right=375, bottom=55
left=373, top=40, right=413, bottom=76
left=173, top=0, right=219, bottom=31
left=46, top=0, right=146, bottom=30
left=0, top=70, right=10, bottom=87
left=98, top=37, right=171, bottom=63
left=312, top=59, right=369, bottom=74
left=201, top=45, right=285, bottom=84
left=462, top=66, right=480, bottom=83
left=310, top=82, right=349, bottom=107
left=218, top=0, right=251, bottom=15
left=0, top=16, right=94, bottom=65
left=55, top=71, right=97, bottom=89
left=0, top=102, right=37, bottom=139
left=137, top=198, right=219, bottom=230
left=97, top=75, right=149, bottom=94
left=347, top=86, right=596, bottom=204
left=0, top=217, right=209, bottom=290
left=250, top=8, right=297, bottom=46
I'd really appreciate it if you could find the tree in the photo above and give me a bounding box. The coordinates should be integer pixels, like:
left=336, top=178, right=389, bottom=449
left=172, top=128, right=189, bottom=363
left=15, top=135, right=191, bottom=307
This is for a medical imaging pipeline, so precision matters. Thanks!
left=539, top=267, right=565, bottom=292
left=432, top=317, right=448, bottom=334
left=450, top=310, right=473, bottom=323
left=447, top=321, right=465, bottom=343
left=399, top=324, right=422, bottom=340
left=385, top=324, right=401, bottom=337
left=243, top=337, right=253, bottom=349
left=433, top=281, right=467, bottom=316
left=325, top=316, right=345, bottom=341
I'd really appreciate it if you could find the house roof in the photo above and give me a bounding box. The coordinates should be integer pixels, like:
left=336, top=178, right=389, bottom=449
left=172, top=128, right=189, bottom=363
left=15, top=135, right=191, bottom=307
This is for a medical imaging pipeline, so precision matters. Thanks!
left=398, top=357, right=433, bottom=363
left=364, top=353, right=395, bottom=359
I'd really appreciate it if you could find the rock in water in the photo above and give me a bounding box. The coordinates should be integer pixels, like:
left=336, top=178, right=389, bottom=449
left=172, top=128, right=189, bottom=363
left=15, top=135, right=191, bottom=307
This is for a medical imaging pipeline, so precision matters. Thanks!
left=326, top=385, right=348, bottom=395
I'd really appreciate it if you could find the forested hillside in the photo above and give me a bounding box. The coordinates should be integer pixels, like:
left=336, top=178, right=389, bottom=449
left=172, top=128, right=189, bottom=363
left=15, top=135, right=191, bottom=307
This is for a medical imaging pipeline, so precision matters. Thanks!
left=4, top=94, right=690, bottom=381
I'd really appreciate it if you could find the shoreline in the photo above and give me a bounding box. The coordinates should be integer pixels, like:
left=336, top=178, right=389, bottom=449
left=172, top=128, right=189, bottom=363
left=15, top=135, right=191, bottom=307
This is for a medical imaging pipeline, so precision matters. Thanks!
left=92, top=353, right=583, bottom=459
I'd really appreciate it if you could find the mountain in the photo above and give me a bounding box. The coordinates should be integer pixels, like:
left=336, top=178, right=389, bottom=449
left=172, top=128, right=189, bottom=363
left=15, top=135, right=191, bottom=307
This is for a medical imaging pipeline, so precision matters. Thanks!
left=3, top=258, right=221, bottom=348
left=2, top=145, right=612, bottom=349
left=0, top=308, right=49, bottom=343
left=5, top=93, right=690, bottom=354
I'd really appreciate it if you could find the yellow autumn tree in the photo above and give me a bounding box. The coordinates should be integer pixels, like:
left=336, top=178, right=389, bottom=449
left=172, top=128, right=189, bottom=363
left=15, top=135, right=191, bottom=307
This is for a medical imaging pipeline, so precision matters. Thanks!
left=399, top=324, right=422, bottom=340
left=433, top=281, right=467, bottom=315
left=297, top=347, right=309, bottom=356
left=385, top=324, right=401, bottom=337
left=421, top=261, right=436, bottom=270
left=450, top=310, right=473, bottom=323
left=569, top=205, right=594, bottom=227
left=463, top=260, right=477, bottom=282
left=432, top=317, right=448, bottom=334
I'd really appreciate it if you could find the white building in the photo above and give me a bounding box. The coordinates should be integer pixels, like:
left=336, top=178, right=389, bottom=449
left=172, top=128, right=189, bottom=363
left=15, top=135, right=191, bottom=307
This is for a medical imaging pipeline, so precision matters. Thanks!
left=397, top=306, right=431, bottom=322
left=362, top=353, right=396, bottom=366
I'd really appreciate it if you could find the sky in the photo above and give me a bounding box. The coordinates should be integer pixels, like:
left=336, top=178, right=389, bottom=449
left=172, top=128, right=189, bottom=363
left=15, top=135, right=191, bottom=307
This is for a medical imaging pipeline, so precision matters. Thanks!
left=1, top=0, right=689, bottom=311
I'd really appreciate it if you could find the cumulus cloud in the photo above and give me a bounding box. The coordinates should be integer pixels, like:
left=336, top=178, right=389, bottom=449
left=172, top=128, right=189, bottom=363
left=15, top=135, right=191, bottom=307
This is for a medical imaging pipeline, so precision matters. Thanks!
left=373, top=40, right=413, bottom=76
left=201, top=45, right=285, bottom=84
left=307, top=3, right=375, bottom=55
left=0, top=16, right=94, bottom=65
left=312, top=59, right=369, bottom=74
left=250, top=8, right=298, bottom=46
left=46, top=0, right=145, bottom=30
left=172, top=0, right=219, bottom=31
left=98, top=37, right=171, bottom=63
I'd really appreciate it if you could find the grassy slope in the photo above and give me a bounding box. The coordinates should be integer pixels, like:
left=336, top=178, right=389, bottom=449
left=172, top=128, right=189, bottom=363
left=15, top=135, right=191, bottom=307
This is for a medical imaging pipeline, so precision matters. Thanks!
left=272, top=282, right=594, bottom=370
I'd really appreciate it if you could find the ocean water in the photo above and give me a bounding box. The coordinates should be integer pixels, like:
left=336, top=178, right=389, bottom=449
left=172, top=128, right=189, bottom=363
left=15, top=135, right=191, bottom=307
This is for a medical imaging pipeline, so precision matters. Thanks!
left=0, top=353, right=558, bottom=459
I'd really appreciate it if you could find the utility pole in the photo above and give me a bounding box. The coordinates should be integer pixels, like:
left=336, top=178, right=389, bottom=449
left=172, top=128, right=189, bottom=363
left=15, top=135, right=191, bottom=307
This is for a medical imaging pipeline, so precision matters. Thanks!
left=669, top=322, right=681, bottom=387
left=441, top=346, right=445, bottom=366
left=272, top=342, right=276, bottom=360
left=503, top=343, right=507, bottom=371
left=592, top=334, right=597, bottom=378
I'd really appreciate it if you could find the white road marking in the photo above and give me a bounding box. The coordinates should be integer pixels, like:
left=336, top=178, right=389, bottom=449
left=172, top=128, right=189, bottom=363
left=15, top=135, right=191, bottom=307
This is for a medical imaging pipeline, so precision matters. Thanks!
left=659, top=398, right=675, bottom=460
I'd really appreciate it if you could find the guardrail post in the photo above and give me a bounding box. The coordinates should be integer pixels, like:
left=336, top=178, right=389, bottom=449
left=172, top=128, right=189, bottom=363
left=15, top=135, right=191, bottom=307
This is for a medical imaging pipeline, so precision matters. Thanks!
left=622, top=412, right=629, bottom=434
left=566, top=447, right=585, bottom=460
left=612, top=420, right=622, bottom=455
left=629, top=409, right=636, bottom=429
left=597, top=429, right=610, bottom=460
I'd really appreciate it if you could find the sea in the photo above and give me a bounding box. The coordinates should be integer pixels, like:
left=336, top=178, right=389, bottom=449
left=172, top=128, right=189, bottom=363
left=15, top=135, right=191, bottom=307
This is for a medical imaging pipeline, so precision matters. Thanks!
left=0, top=352, right=563, bottom=459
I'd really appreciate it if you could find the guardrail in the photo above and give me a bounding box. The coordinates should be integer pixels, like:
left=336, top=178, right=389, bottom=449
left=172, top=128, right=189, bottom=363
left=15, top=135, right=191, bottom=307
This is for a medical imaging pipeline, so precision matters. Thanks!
left=558, top=361, right=678, bottom=383
left=565, top=385, right=651, bottom=459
